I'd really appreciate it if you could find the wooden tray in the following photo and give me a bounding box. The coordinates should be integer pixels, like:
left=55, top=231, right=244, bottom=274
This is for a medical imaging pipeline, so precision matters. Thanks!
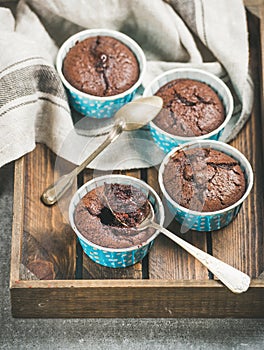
left=10, top=6, right=264, bottom=318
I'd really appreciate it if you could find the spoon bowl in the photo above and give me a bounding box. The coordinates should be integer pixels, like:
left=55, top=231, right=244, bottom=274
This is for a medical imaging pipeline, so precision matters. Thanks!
left=114, top=96, right=163, bottom=131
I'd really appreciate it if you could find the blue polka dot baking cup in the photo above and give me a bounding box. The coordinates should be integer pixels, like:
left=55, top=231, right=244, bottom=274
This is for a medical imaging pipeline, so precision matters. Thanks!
left=158, top=140, right=253, bottom=232
left=143, top=68, right=234, bottom=153
left=69, top=175, right=164, bottom=268
left=56, top=29, right=146, bottom=118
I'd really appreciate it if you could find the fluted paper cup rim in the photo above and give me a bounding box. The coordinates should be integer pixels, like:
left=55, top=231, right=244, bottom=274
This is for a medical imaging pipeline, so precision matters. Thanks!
left=144, top=67, right=234, bottom=141
left=158, top=140, right=254, bottom=216
left=56, top=28, right=146, bottom=101
left=69, top=174, right=165, bottom=252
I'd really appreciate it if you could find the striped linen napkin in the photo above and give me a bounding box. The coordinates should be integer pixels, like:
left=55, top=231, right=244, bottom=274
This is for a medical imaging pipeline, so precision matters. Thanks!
left=0, top=0, right=253, bottom=170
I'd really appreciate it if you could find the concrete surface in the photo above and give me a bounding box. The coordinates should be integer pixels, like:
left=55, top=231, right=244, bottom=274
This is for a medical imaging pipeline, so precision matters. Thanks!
left=0, top=161, right=264, bottom=350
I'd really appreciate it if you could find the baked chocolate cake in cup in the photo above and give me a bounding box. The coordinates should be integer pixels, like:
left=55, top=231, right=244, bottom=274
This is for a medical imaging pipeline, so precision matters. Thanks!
left=158, top=140, right=253, bottom=232
left=69, top=175, right=164, bottom=268
left=57, top=29, right=146, bottom=118
left=143, top=68, right=234, bottom=153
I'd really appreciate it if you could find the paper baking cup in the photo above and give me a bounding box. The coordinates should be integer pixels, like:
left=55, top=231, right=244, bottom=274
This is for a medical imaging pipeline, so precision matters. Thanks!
left=143, top=68, right=234, bottom=153
left=69, top=175, right=164, bottom=268
left=158, top=140, right=253, bottom=232
left=57, top=29, right=146, bottom=118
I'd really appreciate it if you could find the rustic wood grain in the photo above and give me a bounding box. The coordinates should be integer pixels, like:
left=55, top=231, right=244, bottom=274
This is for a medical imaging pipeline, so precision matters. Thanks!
left=81, top=168, right=143, bottom=279
left=22, top=231, right=56, bottom=280
left=147, top=167, right=209, bottom=280
left=211, top=11, right=264, bottom=278
left=10, top=155, right=25, bottom=284
left=22, top=143, right=76, bottom=280
left=10, top=279, right=264, bottom=318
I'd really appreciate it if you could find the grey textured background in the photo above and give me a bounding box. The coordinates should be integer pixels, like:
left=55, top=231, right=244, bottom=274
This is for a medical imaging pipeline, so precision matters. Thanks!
left=0, top=161, right=264, bottom=350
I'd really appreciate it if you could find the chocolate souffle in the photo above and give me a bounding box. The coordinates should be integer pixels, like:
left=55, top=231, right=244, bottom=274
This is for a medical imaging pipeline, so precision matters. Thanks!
left=163, top=148, right=246, bottom=212
left=63, top=36, right=139, bottom=97
left=74, top=183, right=155, bottom=249
left=154, top=79, right=225, bottom=137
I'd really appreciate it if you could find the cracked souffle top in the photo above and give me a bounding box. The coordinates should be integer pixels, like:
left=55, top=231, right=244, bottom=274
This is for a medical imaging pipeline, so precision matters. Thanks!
left=163, top=148, right=246, bottom=212
left=74, top=183, right=155, bottom=249
left=153, top=79, right=225, bottom=137
left=62, top=36, right=139, bottom=97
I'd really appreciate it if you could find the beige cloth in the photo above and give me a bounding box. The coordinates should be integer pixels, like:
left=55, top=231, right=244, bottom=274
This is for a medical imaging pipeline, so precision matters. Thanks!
left=0, top=0, right=253, bottom=170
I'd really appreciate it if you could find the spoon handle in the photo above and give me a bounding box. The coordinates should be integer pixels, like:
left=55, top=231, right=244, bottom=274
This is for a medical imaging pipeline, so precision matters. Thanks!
left=150, top=221, right=250, bottom=293
left=41, top=123, right=123, bottom=206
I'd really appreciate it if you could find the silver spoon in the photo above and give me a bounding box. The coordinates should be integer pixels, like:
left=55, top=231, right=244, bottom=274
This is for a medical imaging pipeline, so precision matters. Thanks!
left=41, top=96, right=163, bottom=206
left=137, top=203, right=251, bottom=294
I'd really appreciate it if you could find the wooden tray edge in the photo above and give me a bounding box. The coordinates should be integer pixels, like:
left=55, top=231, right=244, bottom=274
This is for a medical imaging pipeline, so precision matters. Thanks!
left=10, top=156, right=25, bottom=286
left=10, top=279, right=264, bottom=318
left=9, top=278, right=264, bottom=289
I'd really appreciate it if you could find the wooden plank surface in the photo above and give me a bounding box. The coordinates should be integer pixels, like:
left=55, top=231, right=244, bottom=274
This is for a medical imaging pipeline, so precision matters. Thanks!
left=21, top=144, right=76, bottom=280
left=211, top=11, right=264, bottom=278
left=147, top=167, right=209, bottom=280
left=10, top=279, right=264, bottom=318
